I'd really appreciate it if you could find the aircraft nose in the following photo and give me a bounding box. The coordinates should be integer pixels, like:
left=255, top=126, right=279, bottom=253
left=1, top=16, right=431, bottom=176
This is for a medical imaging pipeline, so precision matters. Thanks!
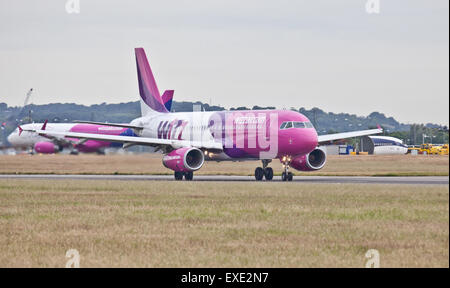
left=291, top=128, right=318, bottom=155
left=301, top=129, right=318, bottom=153
left=7, top=133, right=17, bottom=144
left=305, top=128, right=319, bottom=151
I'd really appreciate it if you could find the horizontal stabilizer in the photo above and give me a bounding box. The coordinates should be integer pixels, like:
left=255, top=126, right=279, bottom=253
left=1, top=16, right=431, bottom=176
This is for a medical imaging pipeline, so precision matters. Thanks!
left=161, top=90, right=174, bottom=111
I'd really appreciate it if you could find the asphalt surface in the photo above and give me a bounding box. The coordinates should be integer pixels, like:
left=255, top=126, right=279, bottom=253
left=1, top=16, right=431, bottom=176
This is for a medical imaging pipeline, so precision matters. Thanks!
left=0, top=174, right=448, bottom=185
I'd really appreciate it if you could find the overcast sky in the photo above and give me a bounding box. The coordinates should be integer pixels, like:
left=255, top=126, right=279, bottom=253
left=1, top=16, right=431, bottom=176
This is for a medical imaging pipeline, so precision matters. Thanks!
left=0, top=0, right=448, bottom=125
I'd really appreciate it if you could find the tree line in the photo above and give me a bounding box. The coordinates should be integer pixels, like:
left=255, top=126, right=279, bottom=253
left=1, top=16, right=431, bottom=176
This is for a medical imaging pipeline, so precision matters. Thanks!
left=1, top=101, right=448, bottom=145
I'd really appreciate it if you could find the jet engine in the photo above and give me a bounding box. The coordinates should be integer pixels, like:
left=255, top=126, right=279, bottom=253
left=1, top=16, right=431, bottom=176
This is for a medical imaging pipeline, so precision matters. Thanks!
left=34, top=142, right=61, bottom=154
left=163, top=147, right=205, bottom=172
left=291, top=147, right=327, bottom=171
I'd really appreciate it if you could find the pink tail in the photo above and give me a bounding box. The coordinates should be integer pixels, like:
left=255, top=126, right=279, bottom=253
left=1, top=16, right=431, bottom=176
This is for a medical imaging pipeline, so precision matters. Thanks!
left=135, top=48, right=169, bottom=114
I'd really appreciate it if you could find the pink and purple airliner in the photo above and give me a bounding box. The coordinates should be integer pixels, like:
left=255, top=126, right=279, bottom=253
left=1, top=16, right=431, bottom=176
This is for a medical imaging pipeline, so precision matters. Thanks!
left=23, top=48, right=382, bottom=181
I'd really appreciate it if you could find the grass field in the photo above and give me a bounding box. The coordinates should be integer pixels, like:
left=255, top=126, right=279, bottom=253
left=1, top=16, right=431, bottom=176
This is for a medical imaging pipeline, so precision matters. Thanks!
left=0, top=179, right=448, bottom=267
left=0, top=154, right=448, bottom=176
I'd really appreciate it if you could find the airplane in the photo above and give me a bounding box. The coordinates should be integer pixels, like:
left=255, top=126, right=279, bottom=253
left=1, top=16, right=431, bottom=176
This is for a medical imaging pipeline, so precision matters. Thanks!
left=369, top=136, right=408, bottom=155
left=7, top=91, right=174, bottom=154
left=24, top=47, right=383, bottom=181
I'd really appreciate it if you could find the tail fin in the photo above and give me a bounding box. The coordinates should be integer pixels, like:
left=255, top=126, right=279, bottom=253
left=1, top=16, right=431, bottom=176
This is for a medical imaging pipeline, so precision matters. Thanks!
left=135, top=48, right=169, bottom=115
left=161, top=90, right=174, bottom=112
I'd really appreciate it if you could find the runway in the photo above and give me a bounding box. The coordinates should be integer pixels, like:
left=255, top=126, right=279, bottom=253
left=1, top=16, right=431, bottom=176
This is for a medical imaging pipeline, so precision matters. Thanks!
left=0, top=174, right=448, bottom=185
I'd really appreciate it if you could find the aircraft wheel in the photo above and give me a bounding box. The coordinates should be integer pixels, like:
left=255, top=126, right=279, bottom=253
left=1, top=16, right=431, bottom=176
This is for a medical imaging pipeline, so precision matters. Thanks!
left=281, top=172, right=287, bottom=181
left=174, top=171, right=183, bottom=180
left=255, top=167, right=264, bottom=181
left=184, top=171, right=194, bottom=181
left=264, top=167, right=273, bottom=181
left=287, top=172, right=293, bottom=181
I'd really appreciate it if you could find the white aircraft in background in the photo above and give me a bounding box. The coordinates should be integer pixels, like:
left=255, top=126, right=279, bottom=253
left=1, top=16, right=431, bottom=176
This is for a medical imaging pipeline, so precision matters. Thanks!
left=369, top=136, right=408, bottom=155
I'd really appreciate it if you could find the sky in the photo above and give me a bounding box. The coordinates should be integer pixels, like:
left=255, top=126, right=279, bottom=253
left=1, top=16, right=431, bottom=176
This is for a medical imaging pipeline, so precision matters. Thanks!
left=0, top=0, right=448, bottom=125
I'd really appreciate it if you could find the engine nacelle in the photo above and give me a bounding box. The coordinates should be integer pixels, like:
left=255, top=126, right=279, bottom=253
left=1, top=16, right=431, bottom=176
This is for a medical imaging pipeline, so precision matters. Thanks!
left=34, top=142, right=60, bottom=154
left=291, top=147, right=327, bottom=171
left=163, top=147, right=205, bottom=172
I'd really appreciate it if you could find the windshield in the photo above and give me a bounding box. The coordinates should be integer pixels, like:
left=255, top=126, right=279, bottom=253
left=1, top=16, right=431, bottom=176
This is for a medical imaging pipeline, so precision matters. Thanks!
left=280, top=121, right=314, bottom=129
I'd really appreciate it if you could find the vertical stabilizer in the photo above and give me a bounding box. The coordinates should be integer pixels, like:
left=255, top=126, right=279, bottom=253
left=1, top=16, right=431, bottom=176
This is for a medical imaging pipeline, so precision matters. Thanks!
left=135, top=48, right=169, bottom=115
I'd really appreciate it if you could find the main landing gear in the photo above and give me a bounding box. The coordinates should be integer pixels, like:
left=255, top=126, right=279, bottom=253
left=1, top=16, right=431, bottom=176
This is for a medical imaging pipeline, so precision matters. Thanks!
left=254, top=160, right=274, bottom=181
left=281, top=156, right=293, bottom=182
left=174, top=171, right=194, bottom=181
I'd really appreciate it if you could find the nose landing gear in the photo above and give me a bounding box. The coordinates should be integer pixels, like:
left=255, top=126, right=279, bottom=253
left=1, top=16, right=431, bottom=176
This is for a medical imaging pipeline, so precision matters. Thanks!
left=281, top=156, right=293, bottom=182
left=254, top=160, right=273, bottom=181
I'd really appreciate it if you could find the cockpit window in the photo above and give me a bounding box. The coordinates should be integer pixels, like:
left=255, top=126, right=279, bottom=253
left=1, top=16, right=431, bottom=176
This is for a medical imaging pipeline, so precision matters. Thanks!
left=280, top=121, right=314, bottom=129
left=305, top=122, right=314, bottom=128
left=293, top=122, right=306, bottom=128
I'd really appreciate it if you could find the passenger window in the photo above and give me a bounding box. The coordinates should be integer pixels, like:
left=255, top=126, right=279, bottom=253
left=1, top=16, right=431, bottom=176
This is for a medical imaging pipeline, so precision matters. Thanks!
left=285, top=122, right=293, bottom=129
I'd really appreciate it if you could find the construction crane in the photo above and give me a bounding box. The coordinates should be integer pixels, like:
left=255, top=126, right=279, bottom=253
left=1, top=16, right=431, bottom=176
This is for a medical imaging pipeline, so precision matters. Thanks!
left=1, top=89, right=34, bottom=146
left=17, top=88, right=34, bottom=122
left=6, top=88, right=34, bottom=124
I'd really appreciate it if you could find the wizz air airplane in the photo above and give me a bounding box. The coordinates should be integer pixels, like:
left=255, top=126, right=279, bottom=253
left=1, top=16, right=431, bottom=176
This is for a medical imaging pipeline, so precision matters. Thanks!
left=7, top=94, right=173, bottom=154
left=24, top=48, right=382, bottom=181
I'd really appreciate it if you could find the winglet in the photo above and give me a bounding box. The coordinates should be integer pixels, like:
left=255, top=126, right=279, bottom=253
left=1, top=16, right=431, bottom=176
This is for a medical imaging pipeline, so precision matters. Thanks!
left=18, top=126, right=23, bottom=136
left=377, top=124, right=382, bottom=131
left=41, top=120, right=48, bottom=131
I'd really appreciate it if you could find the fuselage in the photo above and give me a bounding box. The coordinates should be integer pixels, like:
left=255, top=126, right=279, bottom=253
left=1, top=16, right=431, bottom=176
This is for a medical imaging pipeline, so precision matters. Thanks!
left=369, top=136, right=408, bottom=155
left=8, top=110, right=318, bottom=159
left=131, top=109, right=318, bottom=161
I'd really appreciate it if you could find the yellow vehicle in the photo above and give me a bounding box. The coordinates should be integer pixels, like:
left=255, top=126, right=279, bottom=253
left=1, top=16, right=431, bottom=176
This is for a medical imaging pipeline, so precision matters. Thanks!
left=420, top=144, right=434, bottom=155
left=438, top=144, right=449, bottom=155
left=430, top=145, right=442, bottom=155
left=422, top=144, right=449, bottom=155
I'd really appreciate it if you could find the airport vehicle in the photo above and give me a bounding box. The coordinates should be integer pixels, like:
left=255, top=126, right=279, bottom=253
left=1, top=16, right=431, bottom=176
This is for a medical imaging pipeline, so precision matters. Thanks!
left=439, top=144, right=449, bottom=155
left=25, top=48, right=382, bottom=181
left=419, top=143, right=434, bottom=155
left=8, top=92, right=174, bottom=154
left=430, top=144, right=449, bottom=155
left=368, top=136, right=408, bottom=155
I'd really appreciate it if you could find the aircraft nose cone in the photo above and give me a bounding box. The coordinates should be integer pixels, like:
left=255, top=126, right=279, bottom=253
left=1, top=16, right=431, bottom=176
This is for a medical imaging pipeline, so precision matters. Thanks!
left=306, top=129, right=318, bottom=150
left=296, top=128, right=318, bottom=155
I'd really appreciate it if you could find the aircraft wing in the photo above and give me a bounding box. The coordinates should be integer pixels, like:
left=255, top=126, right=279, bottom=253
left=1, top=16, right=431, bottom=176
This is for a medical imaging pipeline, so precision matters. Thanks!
left=73, top=120, right=144, bottom=130
left=32, top=129, right=223, bottom=151
left=317, top=127, right=383, bottom=144
left=38, top=132, right=75, bottom=147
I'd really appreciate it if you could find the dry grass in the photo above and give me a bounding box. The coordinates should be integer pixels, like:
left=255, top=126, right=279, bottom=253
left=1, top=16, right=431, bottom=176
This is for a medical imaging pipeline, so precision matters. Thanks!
left=0, top=154, right=448, bottom=176
left=0, top=179, right=448, bottom=267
